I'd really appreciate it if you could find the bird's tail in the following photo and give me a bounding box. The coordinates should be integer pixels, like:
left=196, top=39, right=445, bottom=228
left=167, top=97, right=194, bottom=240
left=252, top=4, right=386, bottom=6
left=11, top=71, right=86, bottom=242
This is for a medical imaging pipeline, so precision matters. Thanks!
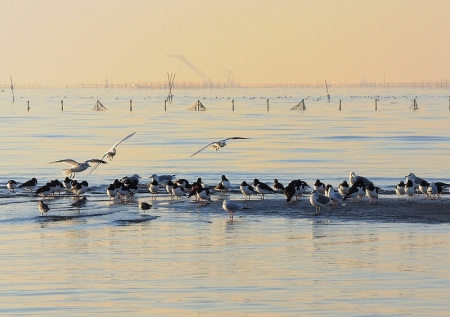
left=62, top=169, right=72, bottom=176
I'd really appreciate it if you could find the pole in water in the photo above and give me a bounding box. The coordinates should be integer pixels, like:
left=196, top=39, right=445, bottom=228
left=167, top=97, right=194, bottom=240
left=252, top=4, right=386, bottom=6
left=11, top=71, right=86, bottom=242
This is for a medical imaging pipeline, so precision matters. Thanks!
left=130, top=100, right=132, bottom=112
left=232, top=99, right=234, bottom=111
left=27, top=101, right=30, bottom=111
left=165, top=99, right=167, bottom=111
left=375, top=98, right=378, bottom=111
left=61, top=100, right=64, bottom=111
left=339, top=99, right=341, bottom=111
left=10, top=75, right=14, bottom=103
left=267, top=99, right=269, bottom=112
left=448, top=98, right=450, bottom=111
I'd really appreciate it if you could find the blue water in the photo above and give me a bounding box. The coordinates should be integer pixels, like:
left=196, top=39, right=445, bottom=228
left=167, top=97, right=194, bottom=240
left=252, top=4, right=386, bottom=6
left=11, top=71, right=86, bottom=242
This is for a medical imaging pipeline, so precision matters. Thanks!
left=1, top=87, right=450, bottom=315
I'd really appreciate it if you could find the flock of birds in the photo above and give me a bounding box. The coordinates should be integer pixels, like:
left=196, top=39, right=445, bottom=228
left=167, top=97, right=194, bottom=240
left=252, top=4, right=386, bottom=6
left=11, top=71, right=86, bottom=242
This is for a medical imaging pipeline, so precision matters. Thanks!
left=5, top=168, right=449, bottom=219
left=3, top=131, right=449, bottom=219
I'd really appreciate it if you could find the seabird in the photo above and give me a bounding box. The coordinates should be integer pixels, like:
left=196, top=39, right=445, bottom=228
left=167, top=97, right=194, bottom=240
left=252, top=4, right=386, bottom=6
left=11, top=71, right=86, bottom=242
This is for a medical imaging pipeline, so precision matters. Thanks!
left=222, top=199, right=249, bottom=219
left=240, top=181, right=258, bottom=200
left=313, top=179, right=326, bottom=194
left=7, top=180, right=17, bottom=192
left=106, top=184, right=117, bottom=202
left=310, top=190, right=333, bottom=214
left=284, top=181, right=297, bottom=203
left=338, top=181, right=350, bottom=196
left=214, top=175, right=231, bottom=194
left=89, top=132, right=136, bottom=173
left=272, top=179, right=285, bottom=192
left=148, top=178, right=159, bottom=198
left=139, top=201, right=152, bottom=213
left=48, top=159, right=107, bottom=178
left=326, top=184, right=343, bottom=207
left=365, top=183, right=380, bottom=203
left=190, top=137, right=249, bottom=157
left=395, top=181, right=406, bottom=198
left=405, top=180, right=415, bottom=201
left=252, top=178, right=275, bottom=200
left=19, top=178, right=38, bottom=192
left=38, top=200, right=50, bottom=216
left=70, top=196, right=87, bottom=212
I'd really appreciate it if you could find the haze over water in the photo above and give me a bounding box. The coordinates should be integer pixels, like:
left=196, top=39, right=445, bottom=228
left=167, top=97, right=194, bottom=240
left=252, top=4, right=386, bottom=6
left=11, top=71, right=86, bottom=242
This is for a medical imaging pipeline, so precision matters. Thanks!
left=1, top=86, right=450, bottom=315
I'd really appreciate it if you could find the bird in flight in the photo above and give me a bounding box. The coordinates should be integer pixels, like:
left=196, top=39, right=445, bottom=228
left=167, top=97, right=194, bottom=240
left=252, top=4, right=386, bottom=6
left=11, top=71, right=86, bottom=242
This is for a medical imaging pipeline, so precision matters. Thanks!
left=90, top=132, right=136, bottom=173
left=190, top=137, right=249, bottom=157
left=48, top=159, right=107, bottom=178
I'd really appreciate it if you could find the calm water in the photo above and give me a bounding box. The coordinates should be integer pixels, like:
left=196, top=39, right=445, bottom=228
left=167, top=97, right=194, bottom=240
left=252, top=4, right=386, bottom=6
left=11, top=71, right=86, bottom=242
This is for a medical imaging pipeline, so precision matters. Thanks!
left=1, top=87, right=450, bottom=315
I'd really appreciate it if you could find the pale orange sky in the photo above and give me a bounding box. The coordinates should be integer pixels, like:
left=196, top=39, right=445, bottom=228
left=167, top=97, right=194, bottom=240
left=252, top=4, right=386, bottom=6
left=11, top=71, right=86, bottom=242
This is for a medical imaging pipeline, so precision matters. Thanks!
left=0, top=0, right=449, bottom=86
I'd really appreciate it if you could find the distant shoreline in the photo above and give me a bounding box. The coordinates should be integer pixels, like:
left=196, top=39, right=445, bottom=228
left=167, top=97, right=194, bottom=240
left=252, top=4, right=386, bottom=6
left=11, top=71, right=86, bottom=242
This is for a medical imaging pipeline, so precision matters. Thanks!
left=1, top=81, right=450, bottom=90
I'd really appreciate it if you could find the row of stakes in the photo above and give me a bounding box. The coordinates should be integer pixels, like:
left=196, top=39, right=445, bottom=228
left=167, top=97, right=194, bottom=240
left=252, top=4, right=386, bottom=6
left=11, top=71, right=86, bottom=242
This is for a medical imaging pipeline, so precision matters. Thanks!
left=22, top=98, right=450, bottom=112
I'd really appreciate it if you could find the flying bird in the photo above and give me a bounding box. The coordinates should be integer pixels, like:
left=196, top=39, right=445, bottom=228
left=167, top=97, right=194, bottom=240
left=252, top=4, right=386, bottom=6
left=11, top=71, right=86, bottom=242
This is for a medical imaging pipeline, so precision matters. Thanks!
left=48, top=159, right=107, bottom=178
left=190, top=137, right=249, bottom=157
left=90, top=132, right=136, bottom=173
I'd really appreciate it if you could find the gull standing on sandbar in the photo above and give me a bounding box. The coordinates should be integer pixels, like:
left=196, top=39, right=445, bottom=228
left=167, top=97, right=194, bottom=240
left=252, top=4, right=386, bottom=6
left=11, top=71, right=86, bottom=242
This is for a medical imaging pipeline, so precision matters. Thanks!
left=48, top=159, right=107, bottom=178
left=90, top=132, right=136, bottom=173
left=190, top=137, right=249, bottom=157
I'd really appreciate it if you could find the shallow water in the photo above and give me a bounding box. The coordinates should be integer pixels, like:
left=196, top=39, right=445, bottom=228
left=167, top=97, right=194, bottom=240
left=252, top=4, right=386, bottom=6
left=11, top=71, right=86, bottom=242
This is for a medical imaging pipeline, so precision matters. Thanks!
left=1, top=87, right=450, bottom=315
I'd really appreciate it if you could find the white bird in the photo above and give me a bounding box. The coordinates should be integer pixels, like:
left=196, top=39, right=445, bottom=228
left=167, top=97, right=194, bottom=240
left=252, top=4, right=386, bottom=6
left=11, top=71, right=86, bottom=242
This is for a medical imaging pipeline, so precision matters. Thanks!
left=48, top=159, right=107, bottom=178
left=310, top=190, right=333, bottom=214
left=427, top=182, right=438, bottom=199
left=89, top=132, right=136, bottom=173
left=190, top=137, right=249, bottom=157
left=149, top=174, right=176, bottom=185
left=405, top=172, right=424, bottom=192
left=326, top=184, right=343, bottom=207
left=222, top=199, right=249, bottom=219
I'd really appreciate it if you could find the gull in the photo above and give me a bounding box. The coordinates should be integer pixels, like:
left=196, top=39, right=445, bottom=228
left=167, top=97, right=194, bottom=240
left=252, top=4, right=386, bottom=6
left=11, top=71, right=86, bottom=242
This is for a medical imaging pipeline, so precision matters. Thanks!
left=190, top=137, right=249, bottom=157
left=222, top=199, right=249, bottom=219
left=310, top=190, right=333, bottom=214
left=90, top=132, right=136, bottom=173
left=48, top=159, right=107, bottom=178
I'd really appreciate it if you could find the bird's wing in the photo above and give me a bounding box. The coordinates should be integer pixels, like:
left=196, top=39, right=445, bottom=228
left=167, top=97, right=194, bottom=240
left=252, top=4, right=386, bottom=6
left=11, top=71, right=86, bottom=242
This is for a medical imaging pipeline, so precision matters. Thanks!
left=86, top=159, right=107, bottom=164
left=89, top=153, right=109, bottom=174
left=109, top=132, right=136, bottom=151
left=47, top=159, right=79, bottom=167
left=190, top=141, right=216, bottom=157
left=224, top=137, right=249, bottom=141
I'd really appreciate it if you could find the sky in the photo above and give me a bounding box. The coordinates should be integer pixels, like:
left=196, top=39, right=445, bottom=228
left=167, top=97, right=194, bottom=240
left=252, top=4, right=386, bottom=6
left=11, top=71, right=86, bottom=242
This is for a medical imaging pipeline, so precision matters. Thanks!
left=1, top=0, right=449, bottom=86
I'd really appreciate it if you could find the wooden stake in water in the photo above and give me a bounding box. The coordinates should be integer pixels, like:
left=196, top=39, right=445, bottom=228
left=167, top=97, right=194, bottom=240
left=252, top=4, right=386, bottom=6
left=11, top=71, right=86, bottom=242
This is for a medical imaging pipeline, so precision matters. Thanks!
left=375, top=98, right=378, bottom=111
left=339, top=99, right=341, bottom=111
left=130, top=100, right=132, bottom=112
left=165, top=99, right=167, bottom=111
left=267, top=99, right=269, bottom=112
left=10, top=75, right=14, bottom=103
left=232, top=100, right=234, bottom=111
left=61, top=100, right=64, bottom=111
left=27, top=101, right=30, bottom=111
